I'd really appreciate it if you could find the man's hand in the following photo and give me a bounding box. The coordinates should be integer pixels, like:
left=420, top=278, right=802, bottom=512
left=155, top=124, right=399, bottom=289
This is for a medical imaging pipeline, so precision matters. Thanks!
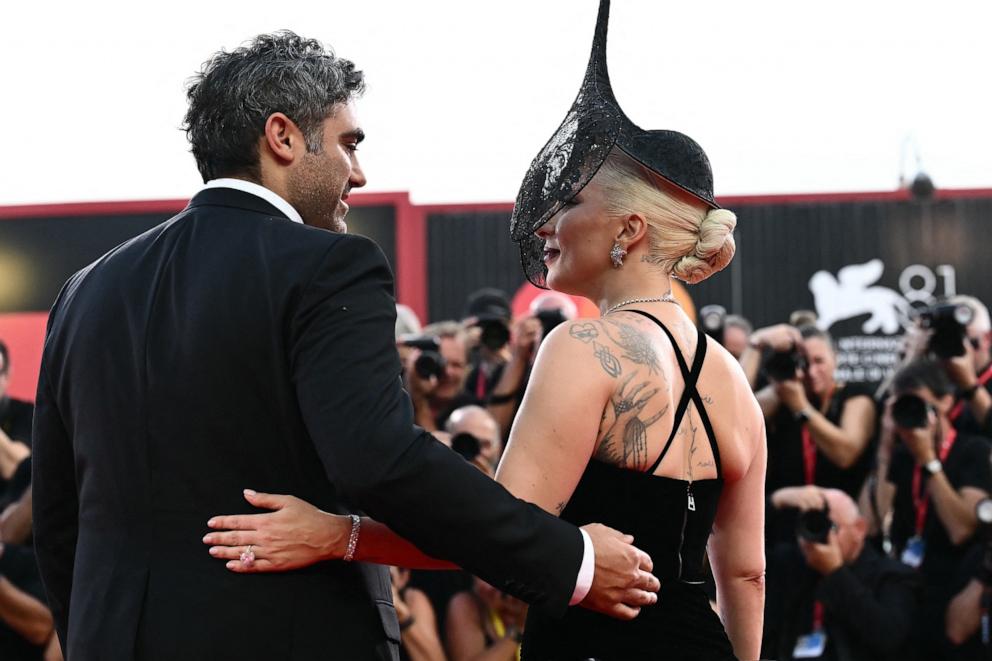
left=771, top=485, right=826, bottom=511
left=799, top=529, right=844, bottom=575
left=751, top=324, right=803, bottom=352
left=204, top=490, right=351, bottom=571
left=579, top=523, right=659, bottom=620
left=510, top=316, right=543, bottom=363
left=897, top=422, right=938, bottom=466
left=774, top=377, right=810, bottom=414
left=945, top=339, right=979, bottom=389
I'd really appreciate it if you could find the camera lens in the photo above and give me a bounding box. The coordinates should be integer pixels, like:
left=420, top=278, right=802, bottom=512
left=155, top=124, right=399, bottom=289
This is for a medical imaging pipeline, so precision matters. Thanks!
left=451, top=432, right=482, bottom=462
left=976, top=498, right=992, bottom=526
left=797, top=508, right=832, bottom=544
left=764, top=348, right=804, bottom=382
left=414, top=350, right=446, bottom=380
left=891, top=394, right=930, bottom=429
left=480, top=321, right=511, bottom=351
left=954, top=304, right=975, bottom=326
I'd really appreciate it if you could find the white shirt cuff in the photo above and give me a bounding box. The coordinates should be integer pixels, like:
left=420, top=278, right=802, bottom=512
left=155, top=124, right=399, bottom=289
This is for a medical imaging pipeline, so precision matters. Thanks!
left=569, top=528, right=595, bottom=606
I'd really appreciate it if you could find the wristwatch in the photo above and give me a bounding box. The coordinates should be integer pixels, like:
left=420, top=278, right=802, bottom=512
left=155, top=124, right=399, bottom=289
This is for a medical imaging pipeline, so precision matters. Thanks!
left=794, top=406, right=815, bottom=422
left=925, top=458, right=943, bottom=475
left=961, top=384, right=980, bottom=401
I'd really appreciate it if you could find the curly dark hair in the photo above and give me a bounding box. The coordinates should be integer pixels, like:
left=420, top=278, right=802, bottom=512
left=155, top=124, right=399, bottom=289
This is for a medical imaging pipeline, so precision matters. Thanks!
left=183, top=31, right=365, bottom=183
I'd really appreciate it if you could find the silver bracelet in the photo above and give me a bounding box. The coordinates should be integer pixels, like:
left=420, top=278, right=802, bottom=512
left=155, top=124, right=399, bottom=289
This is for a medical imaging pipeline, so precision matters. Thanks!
left=343, top=514, right=361, bottom=562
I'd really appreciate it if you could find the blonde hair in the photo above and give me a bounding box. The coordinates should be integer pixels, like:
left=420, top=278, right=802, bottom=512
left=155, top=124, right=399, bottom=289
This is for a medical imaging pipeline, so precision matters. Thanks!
left=596, top=149, right=737, bottom=284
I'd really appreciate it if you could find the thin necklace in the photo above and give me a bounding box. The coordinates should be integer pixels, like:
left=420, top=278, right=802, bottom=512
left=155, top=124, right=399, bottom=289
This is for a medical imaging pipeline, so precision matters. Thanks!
left=604, top=293, right=679, bottom=316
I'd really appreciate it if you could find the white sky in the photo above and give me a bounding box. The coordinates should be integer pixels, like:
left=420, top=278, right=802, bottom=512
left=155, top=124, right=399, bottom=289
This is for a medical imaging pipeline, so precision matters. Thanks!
left=2, top=0, right=990, bottom=206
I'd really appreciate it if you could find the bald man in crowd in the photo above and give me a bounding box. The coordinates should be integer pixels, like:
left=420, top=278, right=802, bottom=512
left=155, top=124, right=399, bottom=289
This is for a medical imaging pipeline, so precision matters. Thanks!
left=446, top=405, right=503, bottom=470
left=763, top=486, right=919, bottom=661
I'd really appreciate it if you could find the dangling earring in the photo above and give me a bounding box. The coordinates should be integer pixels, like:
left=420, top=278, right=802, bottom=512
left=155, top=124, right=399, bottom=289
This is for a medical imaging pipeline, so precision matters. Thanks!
left=610, top=241, right=627, bottom=268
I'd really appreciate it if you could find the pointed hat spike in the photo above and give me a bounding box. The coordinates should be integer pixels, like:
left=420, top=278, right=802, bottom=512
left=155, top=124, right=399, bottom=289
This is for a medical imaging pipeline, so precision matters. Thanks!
left=586, top=0, right=614, bottom=94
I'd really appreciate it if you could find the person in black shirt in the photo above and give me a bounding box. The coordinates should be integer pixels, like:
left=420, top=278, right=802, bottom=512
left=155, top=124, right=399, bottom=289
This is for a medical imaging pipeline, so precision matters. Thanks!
left=900, top=296, right=992, bottom=438
left=759, top=326, right=878, bottom=544
left=944, top=542, right=991, bottom=660
left=0, top=341, right=33, bottom=494
left=763, top=487, right=918, bottom=661
left=886, top=358, right=992, bottom=660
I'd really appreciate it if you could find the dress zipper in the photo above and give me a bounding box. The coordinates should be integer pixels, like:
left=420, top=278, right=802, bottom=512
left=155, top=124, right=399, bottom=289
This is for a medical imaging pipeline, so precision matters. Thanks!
left=677, top=482, right=694, bottom=579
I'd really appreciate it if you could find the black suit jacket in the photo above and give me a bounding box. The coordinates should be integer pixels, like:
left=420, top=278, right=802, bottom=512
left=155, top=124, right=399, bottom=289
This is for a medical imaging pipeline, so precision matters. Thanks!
left=32, top=188, right=583, bottom=661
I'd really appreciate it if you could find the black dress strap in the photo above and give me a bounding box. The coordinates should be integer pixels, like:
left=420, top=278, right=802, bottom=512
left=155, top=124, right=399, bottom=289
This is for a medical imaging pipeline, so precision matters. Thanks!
left=623, top=310, right=722, bottom=477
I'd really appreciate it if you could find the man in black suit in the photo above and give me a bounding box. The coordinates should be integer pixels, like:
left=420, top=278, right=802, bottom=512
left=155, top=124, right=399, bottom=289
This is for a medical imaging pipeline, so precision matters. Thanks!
left=32, top=31, right=658, bottom=661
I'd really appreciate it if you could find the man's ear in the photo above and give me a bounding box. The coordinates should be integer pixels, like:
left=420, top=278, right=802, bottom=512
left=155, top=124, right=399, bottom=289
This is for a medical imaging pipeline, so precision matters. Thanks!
left=262, top=112, right=304, bottom=165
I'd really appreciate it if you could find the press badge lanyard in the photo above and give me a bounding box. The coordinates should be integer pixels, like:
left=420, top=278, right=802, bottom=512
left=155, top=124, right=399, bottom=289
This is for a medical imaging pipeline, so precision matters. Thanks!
left=794, top=602, right=827, bottom=658
left=801, top=386, right=836, bottom=485
left=949, top=364, right=992, bottom=422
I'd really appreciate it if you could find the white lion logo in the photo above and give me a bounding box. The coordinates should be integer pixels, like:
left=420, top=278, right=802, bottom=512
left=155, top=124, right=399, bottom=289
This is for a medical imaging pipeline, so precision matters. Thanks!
left=809, top=259, right=911, bottom=334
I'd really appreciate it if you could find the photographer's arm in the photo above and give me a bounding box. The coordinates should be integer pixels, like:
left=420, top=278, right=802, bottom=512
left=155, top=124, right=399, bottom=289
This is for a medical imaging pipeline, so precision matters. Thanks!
left=946, top=352, right=992, bottom=432
left=754, top=384, right=780, bottom=420
left=739, top=345, right=762, bottom=390
left=0, top=575, right=54, bottom=647
left=0, top=487, right=33, bottom=545
left=486, top=316, right=541, bottom=437
left=0, top=429, right=29, bottom=482
left=803, top=395, right=876, bottom=469
left=927, top=476, right=986, bottom=546
left=946, top=578, right=983, bottom=645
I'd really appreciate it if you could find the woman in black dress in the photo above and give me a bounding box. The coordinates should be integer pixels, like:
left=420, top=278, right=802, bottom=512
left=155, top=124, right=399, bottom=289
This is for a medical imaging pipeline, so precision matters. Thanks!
left=204, top=2, right=766, bottom=659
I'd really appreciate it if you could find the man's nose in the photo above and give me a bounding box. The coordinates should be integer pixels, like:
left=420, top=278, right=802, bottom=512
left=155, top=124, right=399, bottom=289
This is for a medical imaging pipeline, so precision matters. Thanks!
left=350, top=160, right=368, bottom=189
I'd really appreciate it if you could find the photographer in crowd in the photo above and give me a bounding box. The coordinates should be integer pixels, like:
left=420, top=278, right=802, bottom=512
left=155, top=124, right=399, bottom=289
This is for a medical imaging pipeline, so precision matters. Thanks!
left=462, top=289, right=513, bottom=404
left=446, top=406, right=502, bottom=472
left=943, top=538, right=991, bottom=659
left=0, top=342, right=32, bottom=491
left=389, top=566, right=446, bottom=661
left=484, top=315, right=542, bottom=440
left=903, top=296, right=992, bottom=438
left=756, top=325, right=878, bottom=544
left=884, top=359, right=992, bottom=659
left=446, top=577, right=527, bottom=661
left=404, top=321, right=474, bottom=432
left=763, top=486, right=917, bottom=660
left=722, top=314, right=753, bottom=360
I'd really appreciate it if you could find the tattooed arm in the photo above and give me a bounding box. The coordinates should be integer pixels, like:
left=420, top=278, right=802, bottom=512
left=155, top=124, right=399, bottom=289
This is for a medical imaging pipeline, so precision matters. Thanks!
left=495, top=322, right=619, bottom=513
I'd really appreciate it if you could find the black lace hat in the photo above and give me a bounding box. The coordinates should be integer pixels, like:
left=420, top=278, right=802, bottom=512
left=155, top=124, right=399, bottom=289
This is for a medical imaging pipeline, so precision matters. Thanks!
left=510, top=0, right=720, bottom=288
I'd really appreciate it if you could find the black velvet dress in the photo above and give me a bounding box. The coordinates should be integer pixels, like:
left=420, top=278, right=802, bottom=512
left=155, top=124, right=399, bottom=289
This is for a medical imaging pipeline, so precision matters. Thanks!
left=522, top=312, right=737, bottom=661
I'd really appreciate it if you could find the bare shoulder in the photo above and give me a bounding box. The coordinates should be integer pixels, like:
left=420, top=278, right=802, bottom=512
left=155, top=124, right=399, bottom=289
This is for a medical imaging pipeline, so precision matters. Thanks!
left=699, top=337, right=765, bottom=477
left=536, top=317, right=635, bottom=382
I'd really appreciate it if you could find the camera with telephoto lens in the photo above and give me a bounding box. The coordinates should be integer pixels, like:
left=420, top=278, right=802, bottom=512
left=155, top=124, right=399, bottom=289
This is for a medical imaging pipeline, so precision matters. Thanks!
left=400, top=335, right=447, bottom=380
left=764, top=344, right=807, bottom=382
left=478, top=319, right=511, bottom=352
left=797, top=505, right=833, bottom=544
left=699, top=304, right=727, bottom=346
left=919, top=302, right=974, bottom=359
left=891, top=393, right=933, bottom=429
left=450, top=432, right=482, bottom=463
